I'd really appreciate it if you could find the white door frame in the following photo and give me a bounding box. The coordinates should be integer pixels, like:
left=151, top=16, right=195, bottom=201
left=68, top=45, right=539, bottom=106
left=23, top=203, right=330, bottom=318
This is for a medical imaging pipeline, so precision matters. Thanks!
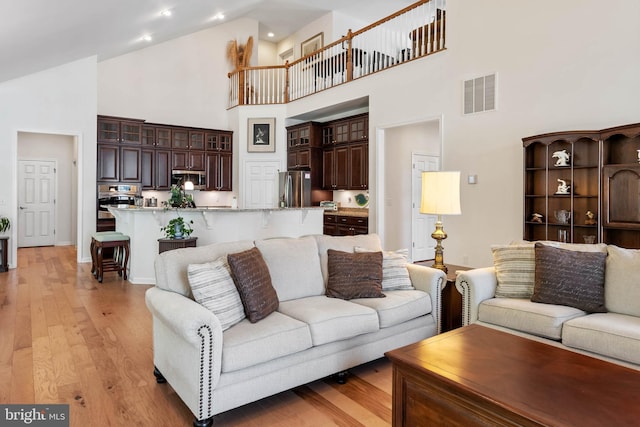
left=375, top=115, right=444, bottom=249
left=12, top=129, right=83, bottom=267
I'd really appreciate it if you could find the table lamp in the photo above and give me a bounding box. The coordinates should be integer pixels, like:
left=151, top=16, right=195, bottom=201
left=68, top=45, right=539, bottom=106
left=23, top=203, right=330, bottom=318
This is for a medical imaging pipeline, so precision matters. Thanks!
left=420, top=171, right=461, bottom=273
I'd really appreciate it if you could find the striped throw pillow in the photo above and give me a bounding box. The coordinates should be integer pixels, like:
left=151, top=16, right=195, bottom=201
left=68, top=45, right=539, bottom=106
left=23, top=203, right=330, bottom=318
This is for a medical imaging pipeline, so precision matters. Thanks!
left=355, top=247, right=414, bottom=291
left=188, top=257, right=246, bottom=330
left=491, top=244, right=535, bottom=298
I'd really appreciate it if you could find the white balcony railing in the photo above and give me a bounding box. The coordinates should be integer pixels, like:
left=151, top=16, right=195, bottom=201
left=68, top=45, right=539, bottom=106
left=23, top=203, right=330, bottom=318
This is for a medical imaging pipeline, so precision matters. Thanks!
left=228, top=0, right=446, bottom=107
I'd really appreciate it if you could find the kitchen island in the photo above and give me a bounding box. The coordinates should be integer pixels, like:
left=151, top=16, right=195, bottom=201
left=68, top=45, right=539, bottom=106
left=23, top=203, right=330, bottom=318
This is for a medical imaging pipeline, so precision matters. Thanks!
left=108, top=206, right=325, bottom=284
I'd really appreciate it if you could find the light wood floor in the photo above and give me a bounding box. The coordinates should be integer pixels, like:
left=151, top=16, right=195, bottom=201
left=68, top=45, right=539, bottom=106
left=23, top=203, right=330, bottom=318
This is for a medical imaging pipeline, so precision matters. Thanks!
left=0, top=246, right=393, bottom=426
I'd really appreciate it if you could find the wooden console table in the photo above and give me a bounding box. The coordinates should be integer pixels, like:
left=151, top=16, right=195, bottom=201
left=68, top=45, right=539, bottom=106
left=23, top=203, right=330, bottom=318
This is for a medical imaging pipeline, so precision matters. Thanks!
left=158, top=237, right=197, bottom=254
left=386, top=325, right=640, bottom=426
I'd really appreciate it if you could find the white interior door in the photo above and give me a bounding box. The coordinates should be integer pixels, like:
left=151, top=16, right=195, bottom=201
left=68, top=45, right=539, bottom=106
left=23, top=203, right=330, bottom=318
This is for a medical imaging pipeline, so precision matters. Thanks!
left=243, top=160, right=281, bottom=209
left=18, top=160, right=56, bottom=247
left=411, top=154, right=439, bottom=262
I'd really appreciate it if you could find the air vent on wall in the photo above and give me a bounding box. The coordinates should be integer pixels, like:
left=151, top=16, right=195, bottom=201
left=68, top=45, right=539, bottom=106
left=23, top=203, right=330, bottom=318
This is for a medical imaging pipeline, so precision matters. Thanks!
left=463, top=73, right=496, bottom=115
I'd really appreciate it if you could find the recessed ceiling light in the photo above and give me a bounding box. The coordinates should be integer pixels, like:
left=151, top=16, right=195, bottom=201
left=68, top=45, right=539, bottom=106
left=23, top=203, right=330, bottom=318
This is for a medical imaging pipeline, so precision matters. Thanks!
left=267, top=32, right=275, bottom=38
left=212, top=13, right=225, bottom=20
left=160, top=9, right=172, bottom=17
left=141, top=35, right=152, bottom=42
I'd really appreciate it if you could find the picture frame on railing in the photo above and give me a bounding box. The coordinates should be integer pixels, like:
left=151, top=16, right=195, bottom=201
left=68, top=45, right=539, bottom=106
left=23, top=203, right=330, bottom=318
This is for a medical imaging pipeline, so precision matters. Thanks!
left=248, top=118, right=275, bottom=152
left=301, top=32, right=323, bottom=58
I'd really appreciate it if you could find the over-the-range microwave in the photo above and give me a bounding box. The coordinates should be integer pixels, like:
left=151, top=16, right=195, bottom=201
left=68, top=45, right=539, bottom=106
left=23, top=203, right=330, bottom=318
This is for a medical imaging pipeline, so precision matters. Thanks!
left=171, top=170, right=206, bottom=190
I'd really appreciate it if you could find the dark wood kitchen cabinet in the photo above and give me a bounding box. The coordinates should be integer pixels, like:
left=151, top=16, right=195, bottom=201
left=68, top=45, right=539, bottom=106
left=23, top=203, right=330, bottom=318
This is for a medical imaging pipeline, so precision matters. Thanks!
left=171, top=128, right=206, bottom=171
left=323, top=145, right=349, bottom=190
left=97, top=115, right=233, bottom=188
left=206, top=152, right=232, bottom=191
left=206, top=131, right=232, bottom=151
left=98, top=116, right=143, bottom=144
left=349, top=115, right=368, bottom=142
left=142, top=125, right=172, bottom=148
left=321, top=113, right=369, bottom=190
left=205, top=130, right=233, bottom=191
left=97, top=144, right=119, bottom=182
left=349, top=142, right=368, bottom=190
left=142, top=149, right=171, bottom=190
left=120, top=146, right=141, bottom=182
left=287, top=122, right=322, bottom=169
left=97, top=143, right=141, bottom=183
left=172, top=150, right=205, bottom=171
left=323, top=213, right=368, bottom=235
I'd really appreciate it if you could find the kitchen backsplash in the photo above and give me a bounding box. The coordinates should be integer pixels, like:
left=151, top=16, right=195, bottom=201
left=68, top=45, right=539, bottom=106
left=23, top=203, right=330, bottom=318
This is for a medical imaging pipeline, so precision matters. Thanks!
left=332, top=190, right=369, bottom=209
left=140, top=189, right=369, bottom=209
left=141, top=190, right=237, bottom=207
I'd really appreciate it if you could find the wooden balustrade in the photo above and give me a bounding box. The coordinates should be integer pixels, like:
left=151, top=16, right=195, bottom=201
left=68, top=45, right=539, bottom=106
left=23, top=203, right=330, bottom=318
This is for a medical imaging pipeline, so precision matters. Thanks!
left=228, top=0, right=446, bottom=107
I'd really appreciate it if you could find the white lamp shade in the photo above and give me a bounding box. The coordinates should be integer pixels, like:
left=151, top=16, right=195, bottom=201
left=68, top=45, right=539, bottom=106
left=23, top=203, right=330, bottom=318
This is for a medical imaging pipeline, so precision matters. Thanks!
left=184, top=180, right=195, bottom=191
left=420, top=171, right=461, bottom=215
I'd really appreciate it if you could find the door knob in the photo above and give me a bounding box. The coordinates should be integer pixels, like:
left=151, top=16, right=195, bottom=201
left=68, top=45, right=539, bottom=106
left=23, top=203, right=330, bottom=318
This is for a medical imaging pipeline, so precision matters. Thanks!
left=19, top=206, right=25, bottom=210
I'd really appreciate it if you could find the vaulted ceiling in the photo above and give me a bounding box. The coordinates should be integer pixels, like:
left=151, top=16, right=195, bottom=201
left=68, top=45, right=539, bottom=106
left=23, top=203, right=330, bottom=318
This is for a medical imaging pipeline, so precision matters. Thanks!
left=0, top=0, right=414, bottom=83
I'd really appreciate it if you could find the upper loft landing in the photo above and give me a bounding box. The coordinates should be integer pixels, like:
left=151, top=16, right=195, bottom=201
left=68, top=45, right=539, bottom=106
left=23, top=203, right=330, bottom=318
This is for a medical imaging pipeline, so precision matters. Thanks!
left=228, top=0, right=446, bottom=107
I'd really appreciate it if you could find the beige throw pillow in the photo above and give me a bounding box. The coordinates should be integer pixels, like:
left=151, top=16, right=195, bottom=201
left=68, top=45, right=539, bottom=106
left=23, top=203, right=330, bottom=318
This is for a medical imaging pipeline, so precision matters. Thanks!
left=187, top=257, right=246, bottom=331
left=491, top=244, right=535, bottom=298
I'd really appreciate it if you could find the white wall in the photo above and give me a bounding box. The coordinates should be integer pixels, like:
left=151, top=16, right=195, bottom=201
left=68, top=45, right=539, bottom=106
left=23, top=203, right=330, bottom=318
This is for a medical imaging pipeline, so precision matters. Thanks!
left=4, top=0, right=636, bottom=270
left=18, top=132, right=77, bottom=246
left=285, top=0, right=640, bottom=267
left=0, top=56, right=97, bottom=266
left=258, top=40, right=279, bottom=66
left=98, top=18, right=259, bottom=129
left=438, top=0, right=640, bottom=266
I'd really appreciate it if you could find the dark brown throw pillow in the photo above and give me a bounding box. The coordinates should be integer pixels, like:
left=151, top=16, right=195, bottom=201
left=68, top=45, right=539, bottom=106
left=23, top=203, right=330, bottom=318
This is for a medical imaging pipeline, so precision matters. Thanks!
left=326, top=249, right=385, bottom=300
left=531, top=243, right=606, bottom=313
left=227, top=247, right=279, bottom=323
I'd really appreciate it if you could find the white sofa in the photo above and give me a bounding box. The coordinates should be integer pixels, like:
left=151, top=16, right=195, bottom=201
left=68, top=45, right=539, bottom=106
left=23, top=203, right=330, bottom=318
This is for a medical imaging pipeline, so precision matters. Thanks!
left=146, top=234, right=445, bottom=427
left=455, top=241, right=640, bottom=369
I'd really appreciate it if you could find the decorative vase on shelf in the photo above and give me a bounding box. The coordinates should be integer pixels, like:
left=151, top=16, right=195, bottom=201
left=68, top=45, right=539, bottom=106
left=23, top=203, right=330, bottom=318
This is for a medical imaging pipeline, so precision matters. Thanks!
left=173, top=223, right=184, bottom=239
left=554, top=210, right=571, bottom=224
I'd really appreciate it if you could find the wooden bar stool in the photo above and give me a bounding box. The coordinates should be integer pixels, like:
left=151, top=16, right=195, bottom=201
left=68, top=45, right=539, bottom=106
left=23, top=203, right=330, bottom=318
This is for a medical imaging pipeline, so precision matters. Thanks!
left=91, top=233, right=130, bottom=283
left=91, top=231, right=123, bottom=277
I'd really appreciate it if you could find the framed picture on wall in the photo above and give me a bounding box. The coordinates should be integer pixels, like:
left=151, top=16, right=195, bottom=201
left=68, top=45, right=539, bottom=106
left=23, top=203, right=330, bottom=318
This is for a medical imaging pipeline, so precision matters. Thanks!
left=301, top=32, right=324, bottom=58
left=247, top=118, right=275, bottom=152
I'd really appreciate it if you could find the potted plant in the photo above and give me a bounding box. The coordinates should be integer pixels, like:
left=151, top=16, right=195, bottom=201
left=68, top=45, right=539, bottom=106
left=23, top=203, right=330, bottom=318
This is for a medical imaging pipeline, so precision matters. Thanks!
left=166, top=184, right=186, bottom=208
left=0, top=216, right=9, bottom=234
left=161, top=216, right=194, bottom=239
left=164, top=184, right=196, bottom=208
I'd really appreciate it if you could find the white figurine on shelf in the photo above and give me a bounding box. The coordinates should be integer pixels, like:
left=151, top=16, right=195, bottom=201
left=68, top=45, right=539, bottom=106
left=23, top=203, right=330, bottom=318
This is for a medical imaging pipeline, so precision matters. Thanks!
left=552, top=149, right=571, bottom=167
left=556, top=179, right=570, bottom=194
left=637, top=149, right=640, bottom=164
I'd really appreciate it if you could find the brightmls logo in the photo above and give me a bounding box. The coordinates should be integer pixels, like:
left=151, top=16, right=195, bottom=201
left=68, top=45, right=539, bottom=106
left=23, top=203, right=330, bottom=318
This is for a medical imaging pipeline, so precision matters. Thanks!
left=1, top=405, right=68, bottom=426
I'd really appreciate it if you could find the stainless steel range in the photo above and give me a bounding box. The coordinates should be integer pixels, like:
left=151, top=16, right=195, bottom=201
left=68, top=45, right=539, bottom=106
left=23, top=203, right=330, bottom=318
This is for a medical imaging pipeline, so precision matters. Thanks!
left=96, top=184, right=140, bottom=231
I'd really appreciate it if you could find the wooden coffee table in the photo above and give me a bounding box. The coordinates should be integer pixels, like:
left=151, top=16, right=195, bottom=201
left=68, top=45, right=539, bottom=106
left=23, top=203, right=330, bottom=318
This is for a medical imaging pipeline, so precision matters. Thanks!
left=385, top=324, right=640, bottom=426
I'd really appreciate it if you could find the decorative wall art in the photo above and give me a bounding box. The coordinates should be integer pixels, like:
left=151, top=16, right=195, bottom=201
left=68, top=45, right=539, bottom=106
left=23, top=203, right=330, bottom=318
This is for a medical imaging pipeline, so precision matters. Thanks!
left=247, top=118, right=275, bottom=152
left=301, top=32, right=324, bottom=57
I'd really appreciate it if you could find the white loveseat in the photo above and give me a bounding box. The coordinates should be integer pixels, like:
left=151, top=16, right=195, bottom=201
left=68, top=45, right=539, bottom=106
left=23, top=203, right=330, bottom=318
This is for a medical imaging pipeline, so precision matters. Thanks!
left=455, top=241, right=640, bottom=369
left=146, top=234, right=445, bottom=426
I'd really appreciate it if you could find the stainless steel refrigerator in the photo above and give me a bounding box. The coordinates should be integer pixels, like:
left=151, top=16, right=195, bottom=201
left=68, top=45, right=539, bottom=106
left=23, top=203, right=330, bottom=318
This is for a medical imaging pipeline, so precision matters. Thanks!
left=279, top=170, right=311, bottom=207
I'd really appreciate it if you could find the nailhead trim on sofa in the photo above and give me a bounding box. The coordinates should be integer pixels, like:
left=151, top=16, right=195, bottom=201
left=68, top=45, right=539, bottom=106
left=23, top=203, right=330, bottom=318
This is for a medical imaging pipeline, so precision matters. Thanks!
left=197, top=325, right=214, bottom=420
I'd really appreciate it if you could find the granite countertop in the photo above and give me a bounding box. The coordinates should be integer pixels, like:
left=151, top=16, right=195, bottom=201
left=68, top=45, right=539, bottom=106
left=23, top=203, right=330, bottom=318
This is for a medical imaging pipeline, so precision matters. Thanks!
left=324, top=208, right=369, bottom=218
left=109, top=206, right=326, bottom=213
